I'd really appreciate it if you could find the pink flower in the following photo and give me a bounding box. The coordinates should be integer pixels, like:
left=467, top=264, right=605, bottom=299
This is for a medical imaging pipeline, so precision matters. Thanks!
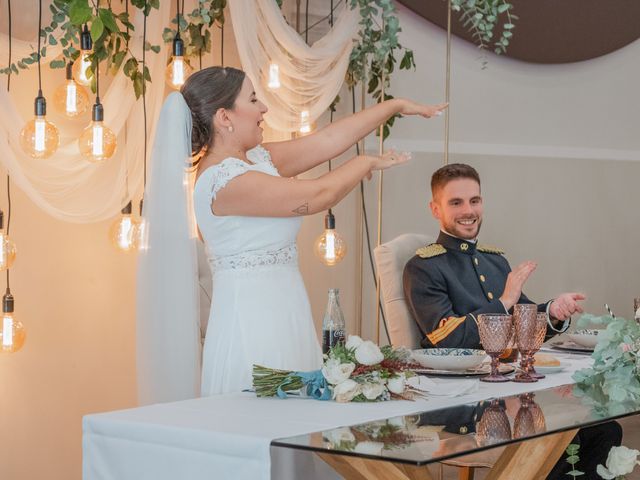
left=622, top=344, right=632, bottom=353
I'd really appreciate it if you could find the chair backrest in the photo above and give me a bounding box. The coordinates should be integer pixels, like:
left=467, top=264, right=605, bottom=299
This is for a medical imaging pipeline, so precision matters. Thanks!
left=374, top=233, right=434, bottom=349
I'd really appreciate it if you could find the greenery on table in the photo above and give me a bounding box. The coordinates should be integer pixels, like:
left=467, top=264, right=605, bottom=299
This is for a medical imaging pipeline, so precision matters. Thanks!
left=572, top=314, right=640, bottom=417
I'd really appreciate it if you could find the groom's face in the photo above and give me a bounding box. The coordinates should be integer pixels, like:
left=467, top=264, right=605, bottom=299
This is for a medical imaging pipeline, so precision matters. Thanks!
left=430, top=178, right=483, bottom=240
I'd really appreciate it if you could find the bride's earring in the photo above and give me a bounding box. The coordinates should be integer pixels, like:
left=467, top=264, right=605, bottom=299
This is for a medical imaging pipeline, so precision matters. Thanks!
left=228, top=125, right=234, bottom=133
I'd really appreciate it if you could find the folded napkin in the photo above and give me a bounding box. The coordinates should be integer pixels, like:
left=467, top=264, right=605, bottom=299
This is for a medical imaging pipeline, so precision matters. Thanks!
left=407, top=376, right=479, bottom=397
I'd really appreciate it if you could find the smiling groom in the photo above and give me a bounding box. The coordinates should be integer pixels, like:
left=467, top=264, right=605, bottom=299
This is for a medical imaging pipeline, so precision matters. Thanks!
left=402, top=163, right=584, bottom=349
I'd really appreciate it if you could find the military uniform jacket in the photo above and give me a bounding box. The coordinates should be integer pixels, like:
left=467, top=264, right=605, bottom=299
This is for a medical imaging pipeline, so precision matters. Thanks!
left=403, top=231, right=552, bottom=349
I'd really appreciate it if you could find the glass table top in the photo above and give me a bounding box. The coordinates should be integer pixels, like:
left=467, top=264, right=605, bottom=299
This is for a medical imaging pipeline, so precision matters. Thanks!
left=272, top=383, right=640, bottom=466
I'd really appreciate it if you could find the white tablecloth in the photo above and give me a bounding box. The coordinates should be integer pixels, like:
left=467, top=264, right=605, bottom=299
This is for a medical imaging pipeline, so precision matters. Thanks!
left=83, top=353, right=590, bottom=480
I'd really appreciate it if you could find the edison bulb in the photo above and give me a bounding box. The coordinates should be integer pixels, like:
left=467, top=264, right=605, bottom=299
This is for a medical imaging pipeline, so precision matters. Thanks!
left=53, top=63, right=90, bottom=117
left=79, top=103, right=117, bottom=163
left=73, top=25, right=93, bottom=86
left=110, top=202, right=139, bottom=252
left=268, top=63, right=281, bottom=89
left=79, top=121, right=117, bottom=162
left=299, top=110, right=311, bottom=134
left=314, top=211, right=347, bottom=266
left=0, top=292, right=25, bottom=354
left=20, top=94, right=60, bottom=159
left=165, top=55, right=193, bottom=90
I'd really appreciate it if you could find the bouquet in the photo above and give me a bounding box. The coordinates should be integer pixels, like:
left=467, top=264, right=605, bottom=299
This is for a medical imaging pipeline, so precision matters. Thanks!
left=252, top=335, right=421, bottom=402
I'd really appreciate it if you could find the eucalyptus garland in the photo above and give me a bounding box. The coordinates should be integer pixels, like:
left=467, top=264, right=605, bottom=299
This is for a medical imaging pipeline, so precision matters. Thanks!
left=0, top=0, right=160, bottom=99
left=451, top=0, right=517, bottom=55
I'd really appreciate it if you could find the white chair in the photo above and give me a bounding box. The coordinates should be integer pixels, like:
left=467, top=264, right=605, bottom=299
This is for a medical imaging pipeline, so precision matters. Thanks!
left=374, top=233, right=500, bottom=480
left=373, top=233, right=432, bottom=349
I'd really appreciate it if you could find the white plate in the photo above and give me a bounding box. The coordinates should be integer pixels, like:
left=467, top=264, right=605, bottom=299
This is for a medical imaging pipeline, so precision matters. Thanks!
left=566, top=330, right=600, bottom=348
left=534, top=361, right=568, bottom=374
left=412, top=348, right=488, bottom=371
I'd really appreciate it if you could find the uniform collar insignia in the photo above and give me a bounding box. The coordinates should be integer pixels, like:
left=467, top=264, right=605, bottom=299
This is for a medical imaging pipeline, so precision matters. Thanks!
left=437, top=231, right=476, bottom=255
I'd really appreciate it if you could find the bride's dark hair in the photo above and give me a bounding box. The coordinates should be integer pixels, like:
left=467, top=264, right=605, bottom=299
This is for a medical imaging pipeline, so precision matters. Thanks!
left=181, top=66, right=246, bottom=155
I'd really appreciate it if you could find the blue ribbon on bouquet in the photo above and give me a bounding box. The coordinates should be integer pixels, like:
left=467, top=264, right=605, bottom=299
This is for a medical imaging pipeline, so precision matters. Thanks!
left=276, top=370, right=332, bottom=401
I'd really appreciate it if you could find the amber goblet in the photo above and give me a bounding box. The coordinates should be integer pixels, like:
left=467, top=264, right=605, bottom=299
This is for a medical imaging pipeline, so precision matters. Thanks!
left=477, top=314, right=513, bottom=382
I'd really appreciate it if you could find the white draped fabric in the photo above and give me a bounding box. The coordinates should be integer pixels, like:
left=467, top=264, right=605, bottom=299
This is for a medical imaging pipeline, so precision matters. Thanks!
left=0, top=1, right=170, bottom=222
left=229, top=0, right=358, bottom=132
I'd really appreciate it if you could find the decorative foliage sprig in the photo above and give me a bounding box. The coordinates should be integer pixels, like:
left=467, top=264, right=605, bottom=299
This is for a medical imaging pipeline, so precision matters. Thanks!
left=450, top=0, right=517, bottom=56
left=564, top=443, right=584, bottom=478
left=1, top=0, right=160, bottom=99
left=572, top=314, right=640, bottom=417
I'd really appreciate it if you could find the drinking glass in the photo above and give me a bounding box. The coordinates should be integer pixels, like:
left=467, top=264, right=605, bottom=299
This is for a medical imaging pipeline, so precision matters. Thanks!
left=513, top=304, right=538, bottom=383
left=477, top=314, right=513, bottom=382
left=527, top=313, right=549, bottom=379
left=475, top=400, right=512, bottom=447
left=513, top=394, right=535, bottom=438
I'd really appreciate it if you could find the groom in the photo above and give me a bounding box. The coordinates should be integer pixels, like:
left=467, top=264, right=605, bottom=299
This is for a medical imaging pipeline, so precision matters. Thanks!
left=404, top=163, right=621, bottom=479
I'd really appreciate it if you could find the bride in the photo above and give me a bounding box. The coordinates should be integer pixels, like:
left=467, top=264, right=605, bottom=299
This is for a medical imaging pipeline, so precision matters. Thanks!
left=137, top=66, right=446, bottom=401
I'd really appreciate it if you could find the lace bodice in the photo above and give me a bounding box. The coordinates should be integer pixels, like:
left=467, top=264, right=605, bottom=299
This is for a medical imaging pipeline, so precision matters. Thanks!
left=193, top=145, right=301, bottom=272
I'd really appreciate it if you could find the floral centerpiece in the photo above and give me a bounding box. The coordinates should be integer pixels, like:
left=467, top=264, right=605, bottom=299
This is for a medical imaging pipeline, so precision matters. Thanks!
left=252, top=335, right=421, bottom=402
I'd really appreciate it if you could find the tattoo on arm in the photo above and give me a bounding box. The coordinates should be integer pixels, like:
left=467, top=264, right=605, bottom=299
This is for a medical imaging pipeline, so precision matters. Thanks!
left=292, top=202, right=309, bottom=215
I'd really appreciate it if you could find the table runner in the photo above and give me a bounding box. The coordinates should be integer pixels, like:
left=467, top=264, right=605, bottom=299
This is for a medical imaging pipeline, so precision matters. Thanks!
left=83, top=353, right=589, bottom=480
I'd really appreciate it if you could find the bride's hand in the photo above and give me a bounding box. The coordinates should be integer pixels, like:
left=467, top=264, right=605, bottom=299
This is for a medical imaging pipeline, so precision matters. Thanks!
left=398, top=99, right=448, bottom=118
left=366, top=150, right=411, bottom=178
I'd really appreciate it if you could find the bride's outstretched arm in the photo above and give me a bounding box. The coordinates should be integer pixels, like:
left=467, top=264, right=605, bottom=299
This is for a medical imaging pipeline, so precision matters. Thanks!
left=211, top=151, right=410, bottom=218
left=263, top=99, right=446, bottom=178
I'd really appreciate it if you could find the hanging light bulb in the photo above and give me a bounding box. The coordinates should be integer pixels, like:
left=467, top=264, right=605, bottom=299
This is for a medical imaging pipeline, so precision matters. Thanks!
left=135, top=199, right=148, bottom=251
left=267, top=63, right=281, bottom=90
left=0, top=289, right=25, bottom=354
left=109, top=201, right=139, bottom=252
left=78, top=99, right=117, bottom=163
left=314, top=210, right=347, bottom=266
left=73, top=25, right=93, bottom=86
left=165, top=33, right=192, bottom=90
left=0, top=211, right=16, bottom=271
left=53, top=62, right=90, bottom=117
left=299, top=110, right=312, bottom=134
left=20, top=91, right=60, bottom=159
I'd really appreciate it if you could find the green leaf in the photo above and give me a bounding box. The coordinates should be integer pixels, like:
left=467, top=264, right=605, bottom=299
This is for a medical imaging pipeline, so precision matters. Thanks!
left=98, top=8, right=119, bottom=33
left=69, top=0, right=92, bottom=25
left=50, top=59, right=66, bottom=69
left=49, top=34, right=58, bottom=46
left=90, top=17, right=104, bottom=42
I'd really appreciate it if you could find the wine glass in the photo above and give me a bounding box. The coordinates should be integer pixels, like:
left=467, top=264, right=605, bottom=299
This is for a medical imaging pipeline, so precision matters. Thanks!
left=513, top=394, right=536, bottom=438
left=476, top=400, right=512, bottom=447
left=528, top=313, right=549, bottom=379
left=513, top=304, right=538, bottom=383
left=477, top=314, right=513, bottom=382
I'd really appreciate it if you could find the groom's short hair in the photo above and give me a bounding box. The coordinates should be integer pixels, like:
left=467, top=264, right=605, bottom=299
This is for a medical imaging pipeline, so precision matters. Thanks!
left=431, top=163, right=481, bottom=199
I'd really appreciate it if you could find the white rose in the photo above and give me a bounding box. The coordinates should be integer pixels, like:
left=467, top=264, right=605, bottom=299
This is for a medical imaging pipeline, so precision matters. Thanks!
left=322, top=358, right=355, bottom=385
left=354, top=441, right=384, bottom=456
left=597, top=446, right=640, bottom=479
left=323, top=427, right=356, bottom=446
left=387, top=373, right=406, bottom=395
left=355, top=341, right=384, bottom=366
left=361, top=381, right=387, bottom=400
left=333, top=379, right=360, bottom=403
left=346, top=335, right=364, bottom=350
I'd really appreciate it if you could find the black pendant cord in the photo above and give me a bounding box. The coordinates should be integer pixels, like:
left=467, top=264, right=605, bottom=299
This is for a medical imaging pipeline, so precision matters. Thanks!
left=220, top=25, right=224, bottom=66
left=305, top=0, right=309, bottom=43
left=6, top=0, right=11, bottom=91
left=142, top=9, right=148, bottom=191
left=37, top=0, right=42, bottom=94
left=352, top=85, right=390, bottom=342
left=327, top=0, right=334, bottom=172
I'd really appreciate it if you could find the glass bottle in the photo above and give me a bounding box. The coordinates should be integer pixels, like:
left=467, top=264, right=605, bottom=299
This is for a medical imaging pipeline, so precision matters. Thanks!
left=322, top=288, right=346, bottom=354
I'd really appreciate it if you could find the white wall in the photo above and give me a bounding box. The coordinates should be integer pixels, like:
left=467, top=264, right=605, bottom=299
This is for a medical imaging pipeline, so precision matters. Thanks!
left=298, top=4, right=640, bottom=343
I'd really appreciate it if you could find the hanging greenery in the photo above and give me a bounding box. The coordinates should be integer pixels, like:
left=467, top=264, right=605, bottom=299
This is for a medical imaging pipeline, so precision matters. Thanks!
left=0, top=0, right=160, bottom=99
left=162, top=0, right=227, bottom=67
left=450, top=0, right=517, bottom=55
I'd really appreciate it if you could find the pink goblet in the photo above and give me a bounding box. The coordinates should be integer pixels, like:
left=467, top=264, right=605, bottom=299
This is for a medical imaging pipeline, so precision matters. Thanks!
left=513, top=304, right=538, bottom=383
left=477, top=314, right=513, bottom=382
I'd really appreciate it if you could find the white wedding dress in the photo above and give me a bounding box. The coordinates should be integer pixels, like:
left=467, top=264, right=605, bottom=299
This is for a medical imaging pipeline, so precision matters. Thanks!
left=194, top=145, right=323, bottom=396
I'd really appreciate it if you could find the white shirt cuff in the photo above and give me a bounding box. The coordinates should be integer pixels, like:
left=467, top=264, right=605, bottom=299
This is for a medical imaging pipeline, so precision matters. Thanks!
left=546, top=301, right=570, bottom=333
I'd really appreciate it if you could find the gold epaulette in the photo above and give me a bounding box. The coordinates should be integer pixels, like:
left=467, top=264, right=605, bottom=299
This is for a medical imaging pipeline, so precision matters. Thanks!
left=477, top=244, right=505, bottom=255
left=416, top=243, right=446, bottom=259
